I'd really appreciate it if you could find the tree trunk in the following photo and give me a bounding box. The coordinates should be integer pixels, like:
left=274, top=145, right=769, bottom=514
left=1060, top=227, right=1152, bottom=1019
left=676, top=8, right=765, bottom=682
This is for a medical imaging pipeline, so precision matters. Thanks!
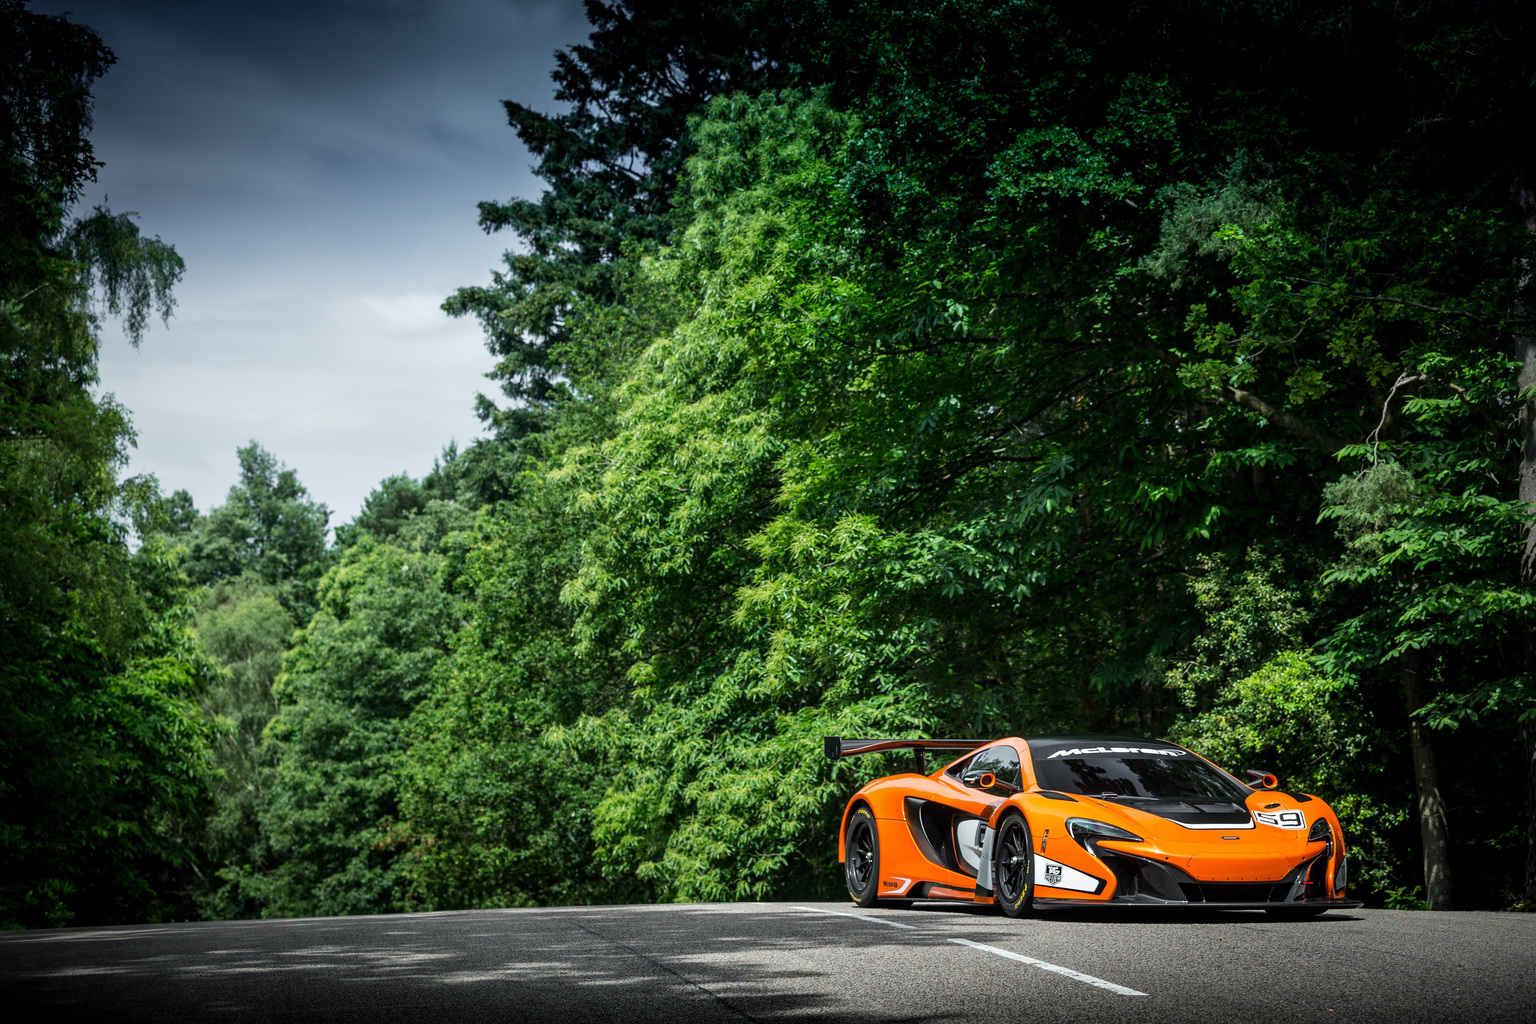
left=1525, top=716, right=1536, bottom=907
left=1521, top=314, right=1536, bottom=904
left=1514, top=176, right=1536, bottom=906
left=1518, top=318, right=1536, bottom=905
left=1402, top=648, right=1454, bottom=910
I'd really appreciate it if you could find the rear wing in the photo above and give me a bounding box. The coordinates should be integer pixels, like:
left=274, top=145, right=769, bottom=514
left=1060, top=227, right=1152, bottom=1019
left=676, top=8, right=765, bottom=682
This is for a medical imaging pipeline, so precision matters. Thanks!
left=823, top=736, right=982, bottom=774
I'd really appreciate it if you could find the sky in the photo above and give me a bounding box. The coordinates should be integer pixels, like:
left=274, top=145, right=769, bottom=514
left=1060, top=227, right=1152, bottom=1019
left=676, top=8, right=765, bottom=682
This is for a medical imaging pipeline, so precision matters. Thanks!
left=34, top=0, right=590, bottom=524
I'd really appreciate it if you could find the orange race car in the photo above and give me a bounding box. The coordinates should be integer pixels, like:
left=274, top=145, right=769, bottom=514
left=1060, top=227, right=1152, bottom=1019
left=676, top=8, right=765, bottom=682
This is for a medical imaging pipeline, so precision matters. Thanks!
left=827, top=734, right=1362, bottom=917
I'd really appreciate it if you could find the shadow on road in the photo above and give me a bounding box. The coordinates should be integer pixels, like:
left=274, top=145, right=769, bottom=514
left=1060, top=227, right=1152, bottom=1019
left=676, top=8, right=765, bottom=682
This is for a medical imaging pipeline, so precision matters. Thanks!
left=0, top=904, right=964, bottom=1023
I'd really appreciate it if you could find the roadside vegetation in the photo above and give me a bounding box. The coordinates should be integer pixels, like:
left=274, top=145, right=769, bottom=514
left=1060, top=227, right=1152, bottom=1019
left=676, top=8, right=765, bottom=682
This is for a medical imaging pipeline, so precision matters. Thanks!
left=3, top=0, right=1533, bottom=926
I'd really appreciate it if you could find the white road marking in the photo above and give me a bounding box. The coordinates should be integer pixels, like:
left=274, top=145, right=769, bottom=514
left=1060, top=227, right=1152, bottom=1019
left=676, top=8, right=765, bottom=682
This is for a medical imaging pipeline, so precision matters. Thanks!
left=948, top=938, right=1147, bottom=996
left=789, top=906, right=917, bottom=930
left=790, top=906, right=1146, bottom=997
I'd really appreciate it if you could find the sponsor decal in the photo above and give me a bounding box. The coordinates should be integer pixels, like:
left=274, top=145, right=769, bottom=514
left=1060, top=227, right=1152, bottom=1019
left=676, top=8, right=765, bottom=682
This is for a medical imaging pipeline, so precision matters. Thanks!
left=1032, top=856, right=1103, bottom=893
left=1046, top=746, right=1186, bottom=758
left=1254, top=809, right=1306, bottom=829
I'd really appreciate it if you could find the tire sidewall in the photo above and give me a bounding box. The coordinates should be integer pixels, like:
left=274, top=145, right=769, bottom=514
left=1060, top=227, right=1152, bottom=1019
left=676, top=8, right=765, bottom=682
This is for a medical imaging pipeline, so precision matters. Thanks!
left=994, top=811, right=1034, bottom=918
left=845, top=806, right=880, bottom=906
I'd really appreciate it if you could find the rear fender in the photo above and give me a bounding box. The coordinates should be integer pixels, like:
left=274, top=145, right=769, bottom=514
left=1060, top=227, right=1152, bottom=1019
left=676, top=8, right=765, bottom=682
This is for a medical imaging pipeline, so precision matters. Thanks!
left=838, top=779, right=916, bottom=861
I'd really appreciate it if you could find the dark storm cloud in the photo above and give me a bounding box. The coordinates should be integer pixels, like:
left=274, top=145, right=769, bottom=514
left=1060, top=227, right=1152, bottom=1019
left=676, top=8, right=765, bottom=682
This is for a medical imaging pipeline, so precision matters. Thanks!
left=69, top=0, right=580, bottom=199
left=32, top=0, right=589, bottom=522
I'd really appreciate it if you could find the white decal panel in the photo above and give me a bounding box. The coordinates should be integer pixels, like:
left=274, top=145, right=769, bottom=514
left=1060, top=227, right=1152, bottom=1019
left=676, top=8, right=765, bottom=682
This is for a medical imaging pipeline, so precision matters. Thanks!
left=1033, top=856, right=1102, bottom=893
left=1172, top=816, right=1256, bottom=830
left=1254, top=809, right=1307, bottom=830
left=955, top=819, right=987, bottom=872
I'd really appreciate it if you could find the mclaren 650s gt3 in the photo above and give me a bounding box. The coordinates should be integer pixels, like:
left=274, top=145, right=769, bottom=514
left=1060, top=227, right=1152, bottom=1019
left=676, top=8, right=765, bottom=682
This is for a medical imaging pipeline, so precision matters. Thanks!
left=827, top=734, right=1361, bottom=917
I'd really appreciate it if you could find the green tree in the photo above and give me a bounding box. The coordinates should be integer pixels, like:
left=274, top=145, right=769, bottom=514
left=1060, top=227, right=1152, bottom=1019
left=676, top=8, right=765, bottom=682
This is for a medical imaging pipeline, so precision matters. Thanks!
left=399, top=483, right=616, bottom=908
left=191, top=575, right=293, bottom=918
left=183, top=442, right=330, bottom=618
left=1, top=2, right=210, bottom=928
left=397, top=265, right=681, bottom=909
left=1163, top=552, right=1407, bottom=898
left=246, top=495, right=465, bottom=917
left=443, top=0, right=826, bottom=441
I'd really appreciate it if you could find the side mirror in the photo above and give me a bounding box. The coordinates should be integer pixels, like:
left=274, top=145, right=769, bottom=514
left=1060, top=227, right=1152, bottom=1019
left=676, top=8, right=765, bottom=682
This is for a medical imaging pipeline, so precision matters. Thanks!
left=962, top=770, right=1018, bottom=793
left=960, top=769, right=993, bottom=789
left=1245, top=769, right=1280, bottom=790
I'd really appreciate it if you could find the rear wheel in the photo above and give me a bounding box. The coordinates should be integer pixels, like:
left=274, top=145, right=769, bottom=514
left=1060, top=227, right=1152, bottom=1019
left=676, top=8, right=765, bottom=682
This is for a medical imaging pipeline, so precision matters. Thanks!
left=994, top=812, right=1035, bottom=918
left=845, top=806, right=880, bottom=907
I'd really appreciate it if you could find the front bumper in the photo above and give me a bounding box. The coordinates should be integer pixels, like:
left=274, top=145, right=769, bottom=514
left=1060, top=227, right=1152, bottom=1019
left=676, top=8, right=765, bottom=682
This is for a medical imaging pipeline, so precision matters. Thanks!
left=1052, top=842, right=1357, bottom=910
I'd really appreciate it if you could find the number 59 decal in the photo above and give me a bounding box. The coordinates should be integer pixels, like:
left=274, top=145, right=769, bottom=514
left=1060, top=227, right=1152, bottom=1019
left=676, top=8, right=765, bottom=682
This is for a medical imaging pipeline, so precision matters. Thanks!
left=1254, top=809, right=1306, bottom=829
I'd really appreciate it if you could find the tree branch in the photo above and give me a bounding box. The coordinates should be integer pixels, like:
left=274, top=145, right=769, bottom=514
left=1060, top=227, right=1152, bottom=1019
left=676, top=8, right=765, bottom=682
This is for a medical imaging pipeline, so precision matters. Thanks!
left=1286, top=279, right=1490, bottom=322
left=1368, top=372, right=1428, bottom=463
left=1218, top=384, right=1349, bottom=453
left=1140, top=340, right=1350, bottom=453
left=1446, top=382, right=1505, bottom=443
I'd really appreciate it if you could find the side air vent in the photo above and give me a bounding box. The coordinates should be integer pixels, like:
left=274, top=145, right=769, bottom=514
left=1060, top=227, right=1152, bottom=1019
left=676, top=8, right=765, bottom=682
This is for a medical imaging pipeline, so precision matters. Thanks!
left=903, top=797, right=982, bottom=877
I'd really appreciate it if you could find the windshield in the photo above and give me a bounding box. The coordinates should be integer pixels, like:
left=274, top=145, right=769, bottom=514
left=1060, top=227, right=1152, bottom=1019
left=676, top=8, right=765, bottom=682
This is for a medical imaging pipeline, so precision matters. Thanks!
left=1033, top=752, right=1251, bottom=802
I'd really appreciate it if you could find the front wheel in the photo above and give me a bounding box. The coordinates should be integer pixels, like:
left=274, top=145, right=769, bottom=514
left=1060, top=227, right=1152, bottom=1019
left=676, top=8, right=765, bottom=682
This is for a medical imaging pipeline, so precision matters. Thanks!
left=845, top=806, right=880, bottom=907
left=994, top=812, right=1035, bottom=918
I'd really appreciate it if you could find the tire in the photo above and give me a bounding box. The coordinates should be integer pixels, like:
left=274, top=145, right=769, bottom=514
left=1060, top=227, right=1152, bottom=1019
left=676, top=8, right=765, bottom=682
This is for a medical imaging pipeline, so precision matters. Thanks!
left=993, top=811, right=1035, bottom=918
left=1264, top=907, right=1328, bottom=919
left=845, top=806, right=880, bottom=907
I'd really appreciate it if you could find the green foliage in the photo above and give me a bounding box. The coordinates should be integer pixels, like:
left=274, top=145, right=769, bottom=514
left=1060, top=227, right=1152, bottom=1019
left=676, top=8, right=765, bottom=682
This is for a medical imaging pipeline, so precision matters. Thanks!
left=1320, top=463, right=1530, bottom=672
left=191, top=575, right=292, bottom=918
left=441, top=0, right=807, bottom=440
left=0, top=538, right=217, bottom=928
left=2, top=2, right=211, bottom=928
left=248, top=524, right=461, bottom=918
left=333, top=443, right=471, bottom=549
left=182, top=442, right=331, bottom=618
left=1162, top=553, right=1407, bottom=896
left=63, top=206, right=184, bottom=347
left=394, top=0, right=1536, bottom=909
left=399, top=487, right=615, bottom=909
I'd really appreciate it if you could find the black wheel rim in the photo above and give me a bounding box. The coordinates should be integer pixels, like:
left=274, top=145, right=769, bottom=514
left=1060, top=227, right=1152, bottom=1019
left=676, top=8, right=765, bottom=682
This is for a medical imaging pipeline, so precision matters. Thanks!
left=996, top=819, right=1030, bottom=904
left=847, top=822, right=875, bottom=892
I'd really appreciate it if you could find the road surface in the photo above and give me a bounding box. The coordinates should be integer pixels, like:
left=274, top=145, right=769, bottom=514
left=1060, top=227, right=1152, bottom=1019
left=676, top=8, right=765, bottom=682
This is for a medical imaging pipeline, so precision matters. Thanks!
left=3, top=901, right=1532, bottom=1022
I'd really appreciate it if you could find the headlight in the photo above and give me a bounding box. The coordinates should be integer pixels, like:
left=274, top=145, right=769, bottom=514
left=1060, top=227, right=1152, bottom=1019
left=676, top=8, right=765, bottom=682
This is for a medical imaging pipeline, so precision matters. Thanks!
left=1066, top=818, right=1144, bottom=846
left=1307, top=818, right=1331, bottom=843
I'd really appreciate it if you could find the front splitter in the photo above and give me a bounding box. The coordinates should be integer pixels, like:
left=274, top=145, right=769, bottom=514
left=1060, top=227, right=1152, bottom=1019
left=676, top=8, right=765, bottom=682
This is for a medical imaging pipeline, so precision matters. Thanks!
left=1032, top=897, right=1363, bottom=911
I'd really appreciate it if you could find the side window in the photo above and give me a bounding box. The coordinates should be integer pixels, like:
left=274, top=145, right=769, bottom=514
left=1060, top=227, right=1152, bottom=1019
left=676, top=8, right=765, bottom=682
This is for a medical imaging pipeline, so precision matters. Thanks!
left=945, top=753, right=977, bottom=779
left=965, top=745, right=1022, bottom=794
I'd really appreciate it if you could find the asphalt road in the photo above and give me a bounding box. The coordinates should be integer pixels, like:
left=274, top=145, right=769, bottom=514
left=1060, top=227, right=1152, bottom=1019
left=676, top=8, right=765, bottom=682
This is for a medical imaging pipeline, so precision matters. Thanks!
left=2, top=901, right=1532, bottom=1023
